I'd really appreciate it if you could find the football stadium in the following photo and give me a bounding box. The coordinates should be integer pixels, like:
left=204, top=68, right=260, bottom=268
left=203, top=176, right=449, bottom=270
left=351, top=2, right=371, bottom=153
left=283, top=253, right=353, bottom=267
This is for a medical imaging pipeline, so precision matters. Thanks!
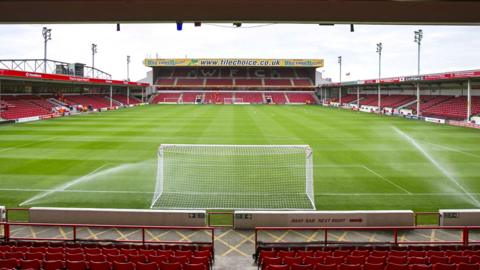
left=1, top=1, right=480, bottom=270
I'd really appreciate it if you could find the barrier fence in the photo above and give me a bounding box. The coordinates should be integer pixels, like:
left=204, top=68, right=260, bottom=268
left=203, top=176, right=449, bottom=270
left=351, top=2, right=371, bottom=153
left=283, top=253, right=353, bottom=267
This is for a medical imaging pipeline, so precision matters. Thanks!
left=0, top=222, right=215, bottom=251
left=255, top=226, right=480, bottom=249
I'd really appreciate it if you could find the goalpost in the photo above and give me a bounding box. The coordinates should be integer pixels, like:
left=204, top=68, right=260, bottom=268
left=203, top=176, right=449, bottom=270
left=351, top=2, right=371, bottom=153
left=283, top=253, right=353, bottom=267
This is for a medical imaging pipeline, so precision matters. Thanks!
left=151, top=144, right=315, bottom=210
left=162, top=98, right=181, bottom=104
left=224, top=98, right=244, bottom=104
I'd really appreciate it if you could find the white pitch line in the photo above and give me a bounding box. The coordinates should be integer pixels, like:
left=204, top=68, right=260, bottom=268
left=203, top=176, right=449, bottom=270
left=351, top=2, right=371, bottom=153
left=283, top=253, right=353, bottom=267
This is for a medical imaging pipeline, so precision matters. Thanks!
left=423, top=141, right=480, bottom=159
left=19, top=163, right=110, bottom=206
left=362, top=165, right=412, bottom=195
left=1, top=188, right=479, bottom=196
left=0, top=136, right=59, bottom=153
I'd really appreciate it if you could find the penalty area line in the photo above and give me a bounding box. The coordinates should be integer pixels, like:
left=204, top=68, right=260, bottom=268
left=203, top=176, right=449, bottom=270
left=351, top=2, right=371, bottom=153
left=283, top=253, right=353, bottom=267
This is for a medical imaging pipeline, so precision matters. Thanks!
left=362, top=165, right=412, bottom=195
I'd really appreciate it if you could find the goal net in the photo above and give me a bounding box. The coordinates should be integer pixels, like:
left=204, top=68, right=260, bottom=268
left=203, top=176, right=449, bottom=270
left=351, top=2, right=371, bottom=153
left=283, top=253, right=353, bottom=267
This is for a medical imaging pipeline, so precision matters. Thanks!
left=224, top=98, right=244, bottom=104
left=151, top=144, right=315, bottom=210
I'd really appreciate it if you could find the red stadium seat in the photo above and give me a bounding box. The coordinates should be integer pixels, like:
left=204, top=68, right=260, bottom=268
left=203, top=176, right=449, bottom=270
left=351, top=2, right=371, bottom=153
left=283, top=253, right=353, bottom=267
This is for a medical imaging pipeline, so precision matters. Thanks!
left=189, top=256, right=210, bottom=269
left=411, top=265, right=432, bottom=270
left=315, top=264, right=338, bottom=270
left=19, top=259, right=42, bottom=270
left=388, top=256, right=407, bottom=264
left=65, top=248, right=82, bottom=254
left=106, top=255, right=126, bottom=263
left=5, top=252, right=24, bottom=260
left=85, top=248, right=102, bottom=255
left=367, top=256, right=386, bottom=264
left=139, top=250, right=156, bottom=257
left=352, top=251, right=370, bottom=257
left=25, top=253, right=44, bottom=260
left=433, top=264, right=456, bottom=270
left=339, top=263, right=362, bottom=270
left=183, top=263, right=207, bottom=270
left=169, top=255, right=189, bottom=265
left=266, top=265, right=289, bottom=270
left=89, top=261, right=112, bottom=270
left=29, top=248, right=46, bottom=254
left=66, top=261, right=88, bottom=270
left=469, top=255, right=480, bottom=264
left=135, top=262, right=158, bottom=270
left=42, top=260, right=65, bottom=270
left=156, top=250, right=174, bottom=257
left=456, top=264, right=479, bottom=270
left=66, top=253, right=86, bottom=261
left=147, top=255, right=168, bottom=265
left=346, top=256, right=365, bottom=265
left=430, top=256, right=449, bottom=264
left=175, top=250, right=193, bottom=258
left=47, top=247, right=65, bottom=253
left=45, top=253, right=65, bottom=261
left=87, top=254, right=106, bottom=262
left=291, top=264, right=314, bottom=270
left=364, top=263, right=385, bottom=270
left=304, top=256, right=324, bottom=265
left=371, top=251, right=388, bottom=257
left=112, top=261, right=135, bottom=270
left=0, top=258, right=19, bottom=269
left=409, top=251, right=426, bottom=257
left=103, top=249, right=121, bottom=256
left=449, top=256, right=470, bottom=264
left=158, top=261, right=182, bottom=270
left=408, top=257, right=428, bottom=264
left=127, top=254, right=147, bottom=263
left=261, top=257, right=283, bottom=270
left=325, top=256, right=345, bottom=264
left=283, top=256, right=303, bottom=266
left=385, top=263, right=409, bottom=270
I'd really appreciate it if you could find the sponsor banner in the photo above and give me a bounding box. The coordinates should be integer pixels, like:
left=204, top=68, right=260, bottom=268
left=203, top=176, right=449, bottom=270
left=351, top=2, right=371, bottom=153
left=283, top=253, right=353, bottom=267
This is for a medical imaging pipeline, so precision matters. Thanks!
left=16, top=116, right=40, bottom=123
left=448, top=120, right=480, bottom=129
left=0, top=69, right=149, bottom=87
left=440, top=209, right=480, bottom=226
left=234, top=210, right=414, bottom=229
left=424, top=117, right=446, bottom=124
left=144, top=58, right=324, bottom=67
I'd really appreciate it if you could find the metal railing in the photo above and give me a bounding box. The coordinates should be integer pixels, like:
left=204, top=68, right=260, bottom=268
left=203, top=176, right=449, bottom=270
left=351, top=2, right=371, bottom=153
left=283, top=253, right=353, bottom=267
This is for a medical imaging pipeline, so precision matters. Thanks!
left=255, top=226, right=480, bottom=249
left=0, top=221, right=215, bottom=252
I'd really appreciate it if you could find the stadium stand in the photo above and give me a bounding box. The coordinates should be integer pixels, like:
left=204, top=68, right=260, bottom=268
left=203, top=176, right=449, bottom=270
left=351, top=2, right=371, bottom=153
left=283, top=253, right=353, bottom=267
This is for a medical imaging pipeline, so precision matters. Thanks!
left=255, top=245, right=480, bottom=270
left=112, top=94, right=142, bottom=105
left=204, top=92, right=232, bottom=104
left=235, top=92, right=264, bottom=104
left=409, top=96, right=453, bottom=112
left=64, top=95, right=111, bottom=110
left=0, top=241, right=213, bottom=270
left=266, top=92, right=288, bottom=104
left=286, top=93, right=317, bottom=104
left=151, top=93, right=182, bottom=103
left=182, top=92, right=203, bottom=103
left=423, top=96, right=480, bottom=120
left=332, top=94, right=358, bottom=105
left=0, top=95, right=54, bottom=120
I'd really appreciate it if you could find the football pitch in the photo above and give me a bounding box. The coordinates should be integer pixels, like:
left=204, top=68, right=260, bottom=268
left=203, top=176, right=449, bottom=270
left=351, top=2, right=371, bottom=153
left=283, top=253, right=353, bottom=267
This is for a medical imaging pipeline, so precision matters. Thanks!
left=1, top=105, right=480, bottom=215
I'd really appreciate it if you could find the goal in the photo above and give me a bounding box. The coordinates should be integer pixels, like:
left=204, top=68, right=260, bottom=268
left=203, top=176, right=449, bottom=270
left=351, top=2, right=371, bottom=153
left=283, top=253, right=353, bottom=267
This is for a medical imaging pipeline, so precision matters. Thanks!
left=224, top=98, right=244, bottom=104
left=151, top=144, right=315, bottom=210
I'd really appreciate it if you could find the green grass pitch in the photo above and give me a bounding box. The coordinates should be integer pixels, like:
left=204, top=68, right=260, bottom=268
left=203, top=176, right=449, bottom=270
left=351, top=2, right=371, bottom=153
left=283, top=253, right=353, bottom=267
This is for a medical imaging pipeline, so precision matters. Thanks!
left=1, top=105, right=480, bottom=214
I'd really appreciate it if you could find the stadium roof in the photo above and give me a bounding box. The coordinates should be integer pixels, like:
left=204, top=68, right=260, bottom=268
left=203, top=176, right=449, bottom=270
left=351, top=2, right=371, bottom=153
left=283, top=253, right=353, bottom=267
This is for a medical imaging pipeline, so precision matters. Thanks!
left=322, top=69, right=480, bottom=87
left=0, top=69, right=149, bottom=87
left=144, top=58, right=324, bottom=68
left=0, top=1, right=479, bottom=24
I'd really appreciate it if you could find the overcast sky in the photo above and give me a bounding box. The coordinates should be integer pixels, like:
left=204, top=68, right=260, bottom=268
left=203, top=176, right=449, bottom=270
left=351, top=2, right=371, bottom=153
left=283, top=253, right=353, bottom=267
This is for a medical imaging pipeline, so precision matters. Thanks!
left=0, top=23, right=479, bottom=82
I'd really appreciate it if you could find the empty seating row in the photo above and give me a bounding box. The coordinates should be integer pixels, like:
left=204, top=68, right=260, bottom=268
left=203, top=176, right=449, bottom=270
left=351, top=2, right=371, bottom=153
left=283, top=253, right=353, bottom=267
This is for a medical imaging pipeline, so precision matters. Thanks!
left=258, top=254, right=480, bottom=267
left=0, top=258, right=208, bottom=270
left=261, top=262, right=480, bottom=270
left=112, top=95, right=142, bottom=105
left=155, top=78, right=312, bottom=87
left=0, top=96, right=54, bottom=120
left=64, top=95, right=111, bottom=110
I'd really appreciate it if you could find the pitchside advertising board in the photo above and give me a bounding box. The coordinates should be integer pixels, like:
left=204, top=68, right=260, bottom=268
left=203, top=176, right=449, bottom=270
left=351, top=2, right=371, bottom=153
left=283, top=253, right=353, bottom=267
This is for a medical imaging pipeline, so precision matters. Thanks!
left=29, top=207, right=206, bottom=226
left=233, top=210, right=415, bottom=229
left=440, top=209, right=480, bottom=226
left=0, top=206, right=5, bottom=222
left=144, top=58, right=324, bottom=67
